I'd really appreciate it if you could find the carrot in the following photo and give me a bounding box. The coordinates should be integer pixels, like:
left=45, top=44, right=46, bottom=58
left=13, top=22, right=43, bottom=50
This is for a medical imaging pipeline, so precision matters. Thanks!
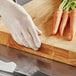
left=52, top=0, right=68, bottom=35
left=52, top=9, right=63, bottom=35
left=70, top=9, right=76, bottom=40
left=59, top=10, right=69, bottom=36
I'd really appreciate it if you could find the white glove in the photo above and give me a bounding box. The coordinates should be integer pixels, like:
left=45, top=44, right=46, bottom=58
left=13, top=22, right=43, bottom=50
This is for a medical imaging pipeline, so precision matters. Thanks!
left=0, top=0, right=42, bottom=50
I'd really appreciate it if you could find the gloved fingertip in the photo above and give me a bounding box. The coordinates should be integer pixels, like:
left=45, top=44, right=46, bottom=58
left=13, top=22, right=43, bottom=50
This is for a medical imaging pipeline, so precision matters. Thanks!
left=36, top=41, right=41, bottom=48
left=33, top=47, right=38, bottom=51
left=38, top=31, right=42, bottom=35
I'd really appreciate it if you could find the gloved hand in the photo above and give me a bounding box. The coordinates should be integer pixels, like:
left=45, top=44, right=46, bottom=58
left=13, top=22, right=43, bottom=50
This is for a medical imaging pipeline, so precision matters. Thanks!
left=0, top=0, right=42, bottom=50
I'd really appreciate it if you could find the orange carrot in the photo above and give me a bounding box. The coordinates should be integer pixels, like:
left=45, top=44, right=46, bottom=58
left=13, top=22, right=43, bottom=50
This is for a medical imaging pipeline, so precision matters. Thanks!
left=59, top=10, right=69, bottom=36
left=52, top=9, right=63, bottom=35
left=70, top=9, right=76, bottom=40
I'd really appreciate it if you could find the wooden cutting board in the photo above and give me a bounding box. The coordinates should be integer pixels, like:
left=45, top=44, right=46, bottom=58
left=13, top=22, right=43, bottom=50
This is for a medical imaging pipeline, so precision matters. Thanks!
left=0, top=0, right=76, bottom=66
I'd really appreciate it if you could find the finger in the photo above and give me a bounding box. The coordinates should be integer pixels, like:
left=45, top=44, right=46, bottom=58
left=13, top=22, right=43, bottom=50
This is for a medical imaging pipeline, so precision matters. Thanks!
left=13, top=23, right=30, bottom=47
left=52, top=9, right=63, bottom=35
left=12, top=33, right=23, bottom=45
left=28, top=26, right=41, bottom=48
left=21, top=29, right=34, bottom=49
left=70, top=9, right=76, bottom=40
left=12, top=31, right=29, bottom=47
left=10, top=29, right=22, bottom=45
left=59, top=10, right=69, bottom=36
left=26, top=16, right=41, bottom=48
left=34, top=25, right=42, bottom=35
left=26, top=15, right=42, bottom=35
left=19, top=23, right=38, bottom=50
left=23, top=30, right=38, bottom=50
left=17, top=32, right=29, bottom=47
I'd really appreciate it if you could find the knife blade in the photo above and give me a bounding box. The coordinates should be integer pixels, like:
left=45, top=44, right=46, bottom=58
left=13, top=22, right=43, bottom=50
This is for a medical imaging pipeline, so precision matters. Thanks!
left=0, top=60, right=16, bottom=73
left=0, top=60, right=49, bottom=76
left=0, top=60, right=28, bottom=76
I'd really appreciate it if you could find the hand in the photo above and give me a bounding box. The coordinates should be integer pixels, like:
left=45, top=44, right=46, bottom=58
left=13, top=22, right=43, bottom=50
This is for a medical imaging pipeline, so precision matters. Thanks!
left=0, top=0, right=42, bottom=50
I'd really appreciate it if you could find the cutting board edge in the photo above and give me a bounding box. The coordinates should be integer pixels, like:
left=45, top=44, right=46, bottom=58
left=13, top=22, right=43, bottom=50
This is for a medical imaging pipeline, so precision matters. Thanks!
left=0, top=31, right=76, bottom=66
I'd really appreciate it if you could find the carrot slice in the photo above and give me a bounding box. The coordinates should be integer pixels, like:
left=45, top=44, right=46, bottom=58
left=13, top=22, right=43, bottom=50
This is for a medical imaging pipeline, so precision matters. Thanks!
left=70, top=9, right=76, bottom=40
left=52, top=9, right=63, bottom=35
left=59, top=10, right=69, bottom=36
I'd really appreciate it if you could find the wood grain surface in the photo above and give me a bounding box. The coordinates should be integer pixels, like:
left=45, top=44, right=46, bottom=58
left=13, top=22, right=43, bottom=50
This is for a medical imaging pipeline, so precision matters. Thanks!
left=0, top=0, right=76, bottom=66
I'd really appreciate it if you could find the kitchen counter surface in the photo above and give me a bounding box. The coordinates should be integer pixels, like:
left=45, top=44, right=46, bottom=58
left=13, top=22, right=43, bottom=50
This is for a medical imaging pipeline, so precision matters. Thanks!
left=0, top=45, right=76, bottom=76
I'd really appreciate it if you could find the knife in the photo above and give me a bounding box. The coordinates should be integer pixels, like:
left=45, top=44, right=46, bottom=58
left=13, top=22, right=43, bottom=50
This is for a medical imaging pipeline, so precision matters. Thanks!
left=0, top=60, right=27, bottom=76
left=0, top=60, right=49, bottom=76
